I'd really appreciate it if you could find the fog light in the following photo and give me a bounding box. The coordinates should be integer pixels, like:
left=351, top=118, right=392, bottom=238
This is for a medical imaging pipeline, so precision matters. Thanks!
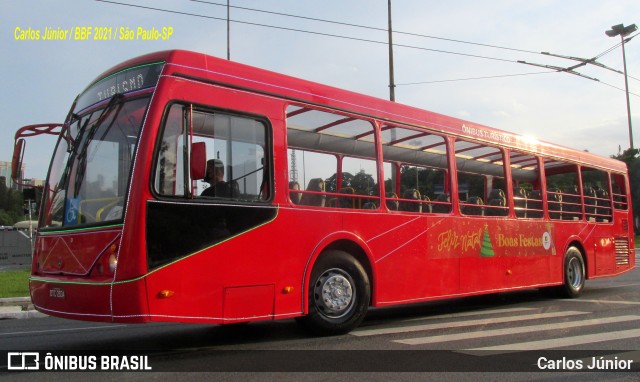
left=158, top=290, right=175, bottom=299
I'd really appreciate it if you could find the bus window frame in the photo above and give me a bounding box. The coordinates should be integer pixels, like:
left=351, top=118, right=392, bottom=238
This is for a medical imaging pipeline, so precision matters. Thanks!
left=508, top=150, right=544, bottom=220
left=454, top=138, right=509, bottom=218
left=378, top=123, right=451, bottom=214
left=285, top=103, right=381, bottom=211
left=151, top=100, right=274, bottom=204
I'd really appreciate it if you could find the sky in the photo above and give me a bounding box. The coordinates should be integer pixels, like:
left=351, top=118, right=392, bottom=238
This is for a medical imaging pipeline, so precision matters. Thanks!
left=2, top=0, right=639, bottom=180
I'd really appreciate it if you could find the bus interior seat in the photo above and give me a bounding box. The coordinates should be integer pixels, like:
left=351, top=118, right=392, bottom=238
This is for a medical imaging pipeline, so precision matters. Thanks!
left=422, top=195, right=432, bottom=214
left=486, top=189, right=506, bottom=216
left=289, top=181, right=302, bottom=204
left=563, top=186, right=581, bottom=220
left=433, top=193, right=451, bottom=213
left=547, top=187, right=562, bottom=219
left=362, top=201, right=377, bottom=210
left=462, top=196, right=484, bottom=216
left=339, top=187, right=356, bottom=208
left=300, top=178, right=326, bottom=207
left=385, top=192, right=399, bottom=211
left=528, top=189, right=543, bottom=218
left=400, top=189, right=422, bottom=212
left=514, top=187, right=528, bottom=218
left=584, top=187, right=597, bottom=219
left=595, top=188, right=610, bottom=221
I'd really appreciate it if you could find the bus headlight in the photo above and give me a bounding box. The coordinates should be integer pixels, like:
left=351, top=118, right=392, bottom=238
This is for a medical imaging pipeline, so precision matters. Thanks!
left=108, top=254, right=118, bottom=273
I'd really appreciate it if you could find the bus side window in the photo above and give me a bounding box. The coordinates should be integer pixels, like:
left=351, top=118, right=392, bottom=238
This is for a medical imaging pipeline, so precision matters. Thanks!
left=286, top=105, right=378, bottom=209
left=154, top=104, right=187, bottom=197
left=509, top=150, right=542, bottom=219
left=611, top=173, right=628, bottom=210
left=379, top=127, right=449, bottom=214
left=546, top=161, right=579, bottom=221
left=192, top=111, right=268, bottom=202
left=582, top=167, right=612, bottom=222
left=455, top=139, right=507, bottom=218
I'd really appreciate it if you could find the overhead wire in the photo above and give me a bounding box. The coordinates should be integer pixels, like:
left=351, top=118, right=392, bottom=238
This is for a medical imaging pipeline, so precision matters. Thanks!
left=395, top=71, right=556, bottom=85
left=188, top=0, right=639, bottom=83
left=187, top=0, right=542, bottom=55
left=95, top=0, right=637, bottom=95
left=96, top=0, right=516, bottom=63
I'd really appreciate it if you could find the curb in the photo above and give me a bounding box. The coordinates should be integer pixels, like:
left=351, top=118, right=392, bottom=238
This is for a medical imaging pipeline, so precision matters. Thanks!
left=0, top=297, right=47, bottom=319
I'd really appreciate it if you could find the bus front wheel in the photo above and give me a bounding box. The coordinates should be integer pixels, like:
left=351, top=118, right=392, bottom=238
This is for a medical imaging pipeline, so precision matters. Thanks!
left=297, top=250, right=370, bottom=336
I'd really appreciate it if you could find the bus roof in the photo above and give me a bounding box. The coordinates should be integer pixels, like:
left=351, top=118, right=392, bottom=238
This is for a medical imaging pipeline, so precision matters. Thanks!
left=94, top=49, right=627, bottom=173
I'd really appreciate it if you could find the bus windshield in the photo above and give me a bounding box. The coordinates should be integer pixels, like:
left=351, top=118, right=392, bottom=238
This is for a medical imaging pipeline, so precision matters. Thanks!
left=41, top=95, right=151, bottom=229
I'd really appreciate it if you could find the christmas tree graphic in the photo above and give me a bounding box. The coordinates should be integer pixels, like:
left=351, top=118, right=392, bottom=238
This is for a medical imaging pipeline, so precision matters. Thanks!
left=480, top=225, right=495, bottom=257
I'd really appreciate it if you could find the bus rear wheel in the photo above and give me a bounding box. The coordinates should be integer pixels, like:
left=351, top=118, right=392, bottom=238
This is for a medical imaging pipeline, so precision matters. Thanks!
left=559, top=247, right=585, bottom=298
left=297, top=250, right=370, bottom=336
left=540, top=246, right=585, bottom=298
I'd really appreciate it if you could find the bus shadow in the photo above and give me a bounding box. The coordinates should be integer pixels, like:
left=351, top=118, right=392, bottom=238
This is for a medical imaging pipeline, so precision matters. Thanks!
left=360, top=289, right=553, bottom=327
left=53, top=289, right=566, bottom=352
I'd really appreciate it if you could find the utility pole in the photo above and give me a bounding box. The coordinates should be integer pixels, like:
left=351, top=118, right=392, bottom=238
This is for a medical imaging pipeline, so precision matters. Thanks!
left=387, top=0, right=395, bottom=102
left=227, top=0, right=231, bottom=60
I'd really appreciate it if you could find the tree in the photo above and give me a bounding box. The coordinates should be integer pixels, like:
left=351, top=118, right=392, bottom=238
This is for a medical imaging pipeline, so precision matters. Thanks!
left=0, top=183, right=24, bottom=225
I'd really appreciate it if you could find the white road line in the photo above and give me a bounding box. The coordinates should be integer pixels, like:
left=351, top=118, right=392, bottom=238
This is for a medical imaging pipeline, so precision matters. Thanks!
left=402, top=307, right=538, bottom=322
left=352, top=311, right=588, bottom=337
left=589, top=282, right=640, bottom=289
left=0, top=325, right=127, bottom=337
left=560, top=299, right=640, bottom=305
left=461, top=328, right=640, bottom=356
left=395, top=315, right=640, bottom=345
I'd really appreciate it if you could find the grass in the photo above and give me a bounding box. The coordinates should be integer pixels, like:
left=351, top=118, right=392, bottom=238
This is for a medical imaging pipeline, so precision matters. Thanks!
left=0, top=270, right=31, bottom=298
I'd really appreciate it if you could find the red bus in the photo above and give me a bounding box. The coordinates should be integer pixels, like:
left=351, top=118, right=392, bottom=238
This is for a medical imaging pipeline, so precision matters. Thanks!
left=13, top=50, right=635, bottom=335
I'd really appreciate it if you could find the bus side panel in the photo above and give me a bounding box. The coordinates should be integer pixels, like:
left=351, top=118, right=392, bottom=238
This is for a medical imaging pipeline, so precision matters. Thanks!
left=365, top=215, right=559, bottom=305
left=350, top=213, right=460, bottom=304
left=142, top=207, right=341, bottom=323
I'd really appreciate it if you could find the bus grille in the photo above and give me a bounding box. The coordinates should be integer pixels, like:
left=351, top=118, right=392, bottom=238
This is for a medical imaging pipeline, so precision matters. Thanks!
left=615, top=237, right=630, bottom=266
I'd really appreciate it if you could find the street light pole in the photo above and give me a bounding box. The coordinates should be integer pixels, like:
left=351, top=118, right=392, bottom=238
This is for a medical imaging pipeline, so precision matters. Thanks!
left=620, top=36, right=633, bottom=150
left=606, top=23, right=638, bottom=150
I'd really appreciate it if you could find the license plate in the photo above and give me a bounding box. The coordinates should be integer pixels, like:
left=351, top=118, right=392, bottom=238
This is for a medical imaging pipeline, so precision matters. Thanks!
left=49, top=287, right=65, bottom=299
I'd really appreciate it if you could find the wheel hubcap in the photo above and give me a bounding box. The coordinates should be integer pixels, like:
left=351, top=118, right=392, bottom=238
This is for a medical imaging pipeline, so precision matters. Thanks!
left=568, top=257, right=583, bottom=288
left=314, top=269, right=355, bottom=318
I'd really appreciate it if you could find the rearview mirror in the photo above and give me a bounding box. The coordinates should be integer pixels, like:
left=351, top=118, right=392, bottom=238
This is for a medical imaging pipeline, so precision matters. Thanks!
left=190, top=141, right=207, bottom=181
left=11, top=138, right=25, bottom=182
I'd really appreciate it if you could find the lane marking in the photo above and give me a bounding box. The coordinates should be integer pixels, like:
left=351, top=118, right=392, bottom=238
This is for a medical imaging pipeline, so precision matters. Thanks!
left=560, top=299, right=640, bottom=305
left=401, top=307, right=538, bottom=323
left=352, top=311, right=588, bottom=337
left=461, top=328, right=640, bottom=355
left=395, top=315, right=640, bottom=345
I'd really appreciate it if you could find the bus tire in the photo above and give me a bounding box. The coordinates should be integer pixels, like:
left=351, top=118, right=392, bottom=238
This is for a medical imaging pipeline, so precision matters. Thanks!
left=297, top=250, right=370, bottom=336
left=559, top=247, right=585, bottom=298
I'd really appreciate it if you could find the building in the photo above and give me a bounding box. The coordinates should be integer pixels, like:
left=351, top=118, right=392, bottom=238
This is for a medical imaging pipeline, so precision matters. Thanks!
left=0, top=161, right=43, bottom=190
left=0, top=161, right=25, bottom=189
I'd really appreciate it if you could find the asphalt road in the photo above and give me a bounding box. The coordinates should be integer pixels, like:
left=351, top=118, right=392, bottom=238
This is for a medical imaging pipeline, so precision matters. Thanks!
left=2, top=265, right=640, bottom=381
